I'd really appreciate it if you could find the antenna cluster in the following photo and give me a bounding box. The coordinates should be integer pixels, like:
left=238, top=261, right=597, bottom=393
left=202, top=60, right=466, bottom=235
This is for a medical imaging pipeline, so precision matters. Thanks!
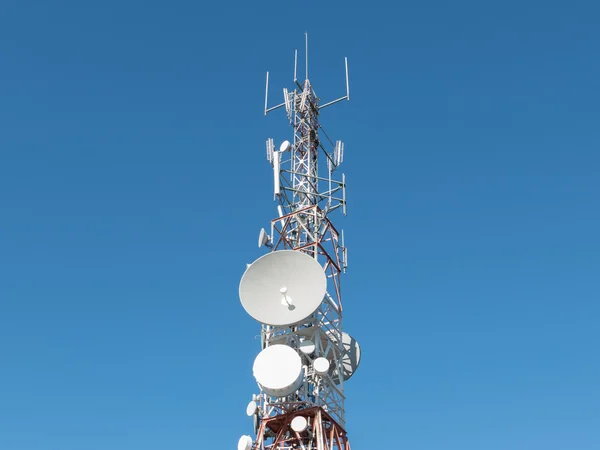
left=237, top=36, right=359, bottom=450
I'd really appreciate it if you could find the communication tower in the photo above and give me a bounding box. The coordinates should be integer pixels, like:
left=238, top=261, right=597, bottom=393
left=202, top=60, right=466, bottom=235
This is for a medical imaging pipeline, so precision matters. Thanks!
left=237, top=35, right=360, bottom=450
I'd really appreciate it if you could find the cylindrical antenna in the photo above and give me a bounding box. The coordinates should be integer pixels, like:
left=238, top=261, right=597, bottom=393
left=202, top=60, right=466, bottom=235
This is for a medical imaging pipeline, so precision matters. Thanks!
left=345, top=58, right=350, bottom=101
left=264, top=71, right=269, bottom=116
left=305, top=32, right=309, bottom=81
left=294, top=49, right=298, bottom=82
left=342, top=173, right=347, bottom=215
left=273, top=151, right=280, bottom=198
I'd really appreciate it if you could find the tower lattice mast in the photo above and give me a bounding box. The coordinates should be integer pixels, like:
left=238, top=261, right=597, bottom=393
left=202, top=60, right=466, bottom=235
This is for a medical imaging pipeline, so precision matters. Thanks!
left=237, top=36, right=358, bottom=450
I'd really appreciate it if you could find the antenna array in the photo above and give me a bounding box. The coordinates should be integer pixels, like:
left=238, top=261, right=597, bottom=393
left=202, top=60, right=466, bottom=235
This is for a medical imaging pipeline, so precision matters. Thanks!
left=238, top=36, right=359, bottom=450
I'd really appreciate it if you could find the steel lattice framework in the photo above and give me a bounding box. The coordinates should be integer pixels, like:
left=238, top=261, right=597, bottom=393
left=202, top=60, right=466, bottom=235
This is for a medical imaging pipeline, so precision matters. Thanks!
left=242, top=36, right=353, bottom=450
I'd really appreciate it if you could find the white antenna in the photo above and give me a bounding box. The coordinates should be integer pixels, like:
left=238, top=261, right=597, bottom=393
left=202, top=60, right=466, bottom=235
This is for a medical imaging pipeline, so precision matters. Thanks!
left=273, top=151, right=280, bottom=198
left=253, top=345, right=304, bottom=396
left=258, top=228, right=272, bottom=248
left=291, top=416, right=308, bottom=432
left=305, top=32, right=309, bottom=81
left=277, top=204, right=285, bottom=228
left=266, top=138, right=274, bottom=164
left=283, top=88, right=292, bottom=121
left=345, top=57, right=350, bottom=101
left=294, top=49, right=298, bottom=83
left=342, top=229, right=348, bottom=271
left=264, top=72, right=269, bottom=116
left=334, top=140, right=344, bottom=166
left=238, top=37, right=357, bottom=450
left=279, top=140, right=291, bottom=152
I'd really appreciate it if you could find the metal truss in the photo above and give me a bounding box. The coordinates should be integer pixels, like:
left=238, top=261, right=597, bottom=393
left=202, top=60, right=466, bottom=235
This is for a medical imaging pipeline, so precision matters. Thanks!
left=251, top=36, right=351, bottom=449
left=254, top=407, right=351, bottom=450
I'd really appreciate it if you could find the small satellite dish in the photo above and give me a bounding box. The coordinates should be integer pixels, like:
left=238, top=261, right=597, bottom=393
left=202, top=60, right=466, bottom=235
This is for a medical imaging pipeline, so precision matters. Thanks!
left=279, top=140, right=291, bottom=152
left=313, top=357, right=330, bottom=375
left=291, top=416, right=308, bottom=432
left=246, top=400, right=258, bottom=416
left=258, top=228, right=271, bottom=248
left=299, top=339, right=315, bottom=355
left=238, top=435, right=253, bottom=450
left=253, top=344, right=304, bottom=397
left=239, top=250, right=326, bottom=326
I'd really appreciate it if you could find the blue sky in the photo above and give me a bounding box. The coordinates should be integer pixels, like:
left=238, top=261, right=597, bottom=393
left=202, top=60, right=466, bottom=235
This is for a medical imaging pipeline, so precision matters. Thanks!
left=1, top=1, right=599, bottom=449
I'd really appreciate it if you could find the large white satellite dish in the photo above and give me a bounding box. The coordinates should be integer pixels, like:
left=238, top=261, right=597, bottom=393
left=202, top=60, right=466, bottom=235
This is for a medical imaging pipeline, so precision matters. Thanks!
left=253, top=344, right=304, bottom=397
left=239, top=250, right=326, bottom=326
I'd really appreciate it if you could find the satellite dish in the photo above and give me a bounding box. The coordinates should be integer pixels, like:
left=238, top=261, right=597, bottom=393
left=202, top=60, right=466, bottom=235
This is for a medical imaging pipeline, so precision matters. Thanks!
left=238, top=435, right=253, bottom=450
left=332, top=332, right=361, bottom=383
left=299, top=339, right=315, bottom=354
left=291, top=416, right=308, bottom=432
left=239, top=250, right=326, bottom=326
left=246, top=400, right=258, bottom=416
left=313, top=357, right=330, bottom=375
left=253, top=345, right=304, bottom=397
left=258, top=228, right=271, bottom=248
left=279, top=140, right=291, bottom=152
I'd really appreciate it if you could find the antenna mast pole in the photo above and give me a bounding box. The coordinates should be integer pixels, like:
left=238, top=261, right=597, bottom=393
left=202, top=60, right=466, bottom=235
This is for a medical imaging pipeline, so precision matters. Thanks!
left=239, top=36, right=356, bottom=450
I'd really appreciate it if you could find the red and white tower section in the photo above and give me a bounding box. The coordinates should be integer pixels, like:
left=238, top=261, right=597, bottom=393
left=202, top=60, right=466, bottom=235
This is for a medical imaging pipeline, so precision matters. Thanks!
left=238, top=36, right=360, bottom=450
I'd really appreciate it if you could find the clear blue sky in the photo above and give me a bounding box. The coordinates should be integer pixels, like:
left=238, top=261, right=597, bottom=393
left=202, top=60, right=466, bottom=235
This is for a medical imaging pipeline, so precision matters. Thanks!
left=1, top=1, right=599, bottom=449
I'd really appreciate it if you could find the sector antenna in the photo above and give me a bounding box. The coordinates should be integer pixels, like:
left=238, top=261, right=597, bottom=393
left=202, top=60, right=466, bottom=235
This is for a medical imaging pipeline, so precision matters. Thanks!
left=236, top=35, right=360, bottom=450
